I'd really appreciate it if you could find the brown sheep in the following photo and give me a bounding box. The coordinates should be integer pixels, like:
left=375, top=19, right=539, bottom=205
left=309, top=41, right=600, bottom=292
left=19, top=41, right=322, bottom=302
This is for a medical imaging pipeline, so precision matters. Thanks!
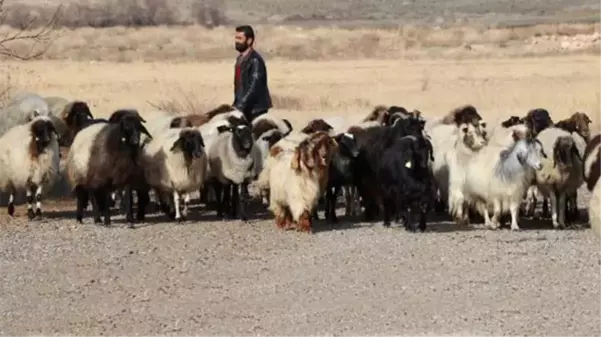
left=175, top=104, right=236, bottom=127
left=440, top=104, right=483, bottom=126
left=362, top=105, right=391, bottom=124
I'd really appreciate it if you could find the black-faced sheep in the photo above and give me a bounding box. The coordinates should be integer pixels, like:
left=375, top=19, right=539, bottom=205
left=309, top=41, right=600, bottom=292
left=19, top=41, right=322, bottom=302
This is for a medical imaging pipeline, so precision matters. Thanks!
left=0, top=116, right=60, bottom=219
left=66, top=111, right=151, bottom=226
left=206, top=116, right=260, bottom=220
left=256, top=131, right=338, bottom=233
left=140, top=128, right=208, bottom=222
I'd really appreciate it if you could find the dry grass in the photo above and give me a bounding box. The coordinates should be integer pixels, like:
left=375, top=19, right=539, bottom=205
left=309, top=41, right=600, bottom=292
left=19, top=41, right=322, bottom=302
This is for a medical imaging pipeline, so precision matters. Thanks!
left=3, top=55, right=598, bottom=131
left=0, top=23, right=599, bottom=62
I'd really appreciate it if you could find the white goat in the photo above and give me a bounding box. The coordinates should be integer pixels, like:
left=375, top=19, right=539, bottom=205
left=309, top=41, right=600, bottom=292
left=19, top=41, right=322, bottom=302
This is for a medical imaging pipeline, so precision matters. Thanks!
left=461, top=135, right=546, bottom=230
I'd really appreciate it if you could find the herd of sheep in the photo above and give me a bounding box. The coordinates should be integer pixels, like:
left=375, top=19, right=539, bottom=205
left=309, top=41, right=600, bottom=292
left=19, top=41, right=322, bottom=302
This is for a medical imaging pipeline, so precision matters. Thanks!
left=0, top=92, right=599, bottom=235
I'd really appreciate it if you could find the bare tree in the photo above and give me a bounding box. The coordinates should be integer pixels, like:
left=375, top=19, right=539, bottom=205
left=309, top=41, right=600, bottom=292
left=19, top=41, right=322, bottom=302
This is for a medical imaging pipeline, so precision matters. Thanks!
left=0, top=0, right=62, bottom=60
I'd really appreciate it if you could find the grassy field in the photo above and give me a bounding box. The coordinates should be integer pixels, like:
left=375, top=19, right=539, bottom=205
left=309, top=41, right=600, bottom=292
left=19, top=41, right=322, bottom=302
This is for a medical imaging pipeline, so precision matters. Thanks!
left=3, top=55, right=600, bottom=129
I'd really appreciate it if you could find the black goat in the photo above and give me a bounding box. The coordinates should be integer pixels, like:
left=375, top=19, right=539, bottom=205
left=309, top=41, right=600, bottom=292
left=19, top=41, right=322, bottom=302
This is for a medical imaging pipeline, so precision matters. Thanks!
left=322, top=132, right=361, bottom=224
left=374, top=133, right=435, bottom=231
left=352, top=116, right=427, bottom=221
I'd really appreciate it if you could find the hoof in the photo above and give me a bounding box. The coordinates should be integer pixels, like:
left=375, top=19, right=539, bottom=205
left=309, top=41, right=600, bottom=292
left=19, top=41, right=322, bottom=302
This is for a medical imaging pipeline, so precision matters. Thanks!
left=7, top=204, right=14, bottom=217
left=35, top=209, right=42, bottom=219
left=93, top=218, right=102, bottom=225
left=27, top=209, right=35, bottom=220
left=76, top=217, right=83, bottom=224
left=510, top=226, right=521, bottom=231
left=128, top=223, right=136, bottom=229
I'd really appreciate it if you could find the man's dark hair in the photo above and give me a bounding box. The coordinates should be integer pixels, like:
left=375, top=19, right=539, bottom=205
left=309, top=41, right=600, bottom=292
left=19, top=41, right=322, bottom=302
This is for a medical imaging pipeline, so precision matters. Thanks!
left=235, top=25, right=255, bottom=45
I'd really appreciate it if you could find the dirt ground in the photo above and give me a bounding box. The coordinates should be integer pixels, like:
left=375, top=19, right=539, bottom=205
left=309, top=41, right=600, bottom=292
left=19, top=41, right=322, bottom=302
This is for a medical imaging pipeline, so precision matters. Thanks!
left=0, top=185, right=599, bottom=335
left=0, top=48, right=599, bottom=335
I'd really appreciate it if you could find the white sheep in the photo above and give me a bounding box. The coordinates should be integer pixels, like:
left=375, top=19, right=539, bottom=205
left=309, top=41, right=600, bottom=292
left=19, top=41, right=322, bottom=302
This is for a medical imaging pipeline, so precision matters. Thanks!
left=142, top=127, right=208, bottom=221
left=459, top=134, right=546, bottom=230
left=206, top=118, right=260, bottom=220
left=0, top=116, right=60, bottom=219
left=530, top=127, right=584, bottom=228
left=1, top=92, right=51, bottom=137
left=255, top=131, right=338, bottom=233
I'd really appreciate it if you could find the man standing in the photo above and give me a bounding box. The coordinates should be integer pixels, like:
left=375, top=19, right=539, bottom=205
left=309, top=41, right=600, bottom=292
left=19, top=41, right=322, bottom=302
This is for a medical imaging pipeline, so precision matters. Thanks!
left=233, top=25, right=272, bottom=122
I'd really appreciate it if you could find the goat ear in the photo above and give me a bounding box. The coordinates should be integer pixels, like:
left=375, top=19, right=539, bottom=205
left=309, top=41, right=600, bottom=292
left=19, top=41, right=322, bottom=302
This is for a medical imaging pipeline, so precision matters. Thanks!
left=170, top=138, right=183, bottom=152
left=197, top=134, right=205, bottom=148
left=552, top=144, right=562, bottom=168
left=216, top=125, right=230, bottom=133
left=571, top=144, right=582, bottom=162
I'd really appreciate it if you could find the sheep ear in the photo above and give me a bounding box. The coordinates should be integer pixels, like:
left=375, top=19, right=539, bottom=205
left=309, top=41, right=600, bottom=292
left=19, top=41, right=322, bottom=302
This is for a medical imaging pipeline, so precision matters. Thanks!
left=216, top=125, right=231, bottom=133
left=139, top=123, right=152, bottom=139
left=170, top=138, right=183, bottom=152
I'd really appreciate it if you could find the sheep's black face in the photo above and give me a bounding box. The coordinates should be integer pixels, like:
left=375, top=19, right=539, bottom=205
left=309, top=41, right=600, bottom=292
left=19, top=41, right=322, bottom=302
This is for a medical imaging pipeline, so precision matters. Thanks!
left=234, top=125, right=254, bottom=150
left=31, top=119, right=56, bottom=148
left=395, top=117, right=423, bottom=138
left=527, top=108, right=553, bottom=135
left=179, top=130, right=205, bottom=158
left=336, top=132, right=360, bottom=158
left=66, top=101, right=93, bottom=128
left=119, top=116, right=151, bottom=148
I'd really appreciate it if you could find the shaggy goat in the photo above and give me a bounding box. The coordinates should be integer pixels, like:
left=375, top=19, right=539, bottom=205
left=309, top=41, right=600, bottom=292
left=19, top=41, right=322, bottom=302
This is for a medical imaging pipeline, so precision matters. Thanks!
left=0, top=116, right=60, bottom=219
left=206, top=117, right=259, bottom=220
left=428, top=105, right=488, bottom=217
left=141, top=128, right=208, bottom=221
left=529, top=127, right=583, bottom=228
left=67, top=112, right=152, bottom=226
left=256, top=131, right=338, bottom=233
left=459, top=132, right=546, bottom=230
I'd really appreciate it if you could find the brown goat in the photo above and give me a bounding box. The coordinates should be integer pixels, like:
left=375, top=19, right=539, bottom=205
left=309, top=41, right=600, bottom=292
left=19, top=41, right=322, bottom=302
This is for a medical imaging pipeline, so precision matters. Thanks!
left=555, top=112, right=593, bottom=141
left=301, top=119, right=334, bottom=134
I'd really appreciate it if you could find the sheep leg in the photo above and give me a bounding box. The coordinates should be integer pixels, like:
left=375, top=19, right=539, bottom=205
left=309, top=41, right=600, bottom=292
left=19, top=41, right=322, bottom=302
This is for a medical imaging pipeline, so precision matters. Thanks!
left=238, top=183, right=249, bottom=222
left=123, top=185, right=134, bottom=224
left=89, top=189, right=103, bottom=224
left=7, top=186, right=16, bottom=217
left=549, top=192, right=560, bottom=228
left=173, top=190, right=183, bottom=222
left=75, top=186, right=88, bottom=223
left=25, top=187, right=35, bottom=220
left=214, top=183, right=225, bottom=218
left=557, top=192, right=567, bottom=229
left=33, top=185, right=43, bottom=219
left=182, top=193, right=191, bottom=220
left=101, top=188, right=112, bottom=227
left=524, top=187, right=537, bottom=218
left=418, top=203, right=428, bottom=232
left=231, top=184, right=240, bottom=219
left=509, top=200, right=521, bottom=231
left=136, top=187, right=149, bottom=223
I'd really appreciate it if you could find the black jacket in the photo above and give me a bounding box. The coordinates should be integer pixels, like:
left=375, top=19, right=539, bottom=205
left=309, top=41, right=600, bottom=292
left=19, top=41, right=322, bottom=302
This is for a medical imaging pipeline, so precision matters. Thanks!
left=233, top=49, right=272, bottom=120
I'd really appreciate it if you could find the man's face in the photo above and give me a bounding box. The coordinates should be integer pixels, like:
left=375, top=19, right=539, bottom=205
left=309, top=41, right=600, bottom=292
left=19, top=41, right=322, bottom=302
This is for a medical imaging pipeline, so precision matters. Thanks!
left=234, top=32, right=251, bottom=53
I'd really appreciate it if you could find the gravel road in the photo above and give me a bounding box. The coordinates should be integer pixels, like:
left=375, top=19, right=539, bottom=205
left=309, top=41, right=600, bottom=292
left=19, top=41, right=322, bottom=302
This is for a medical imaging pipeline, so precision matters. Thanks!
left=0, top=190, right=599, bottom=336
